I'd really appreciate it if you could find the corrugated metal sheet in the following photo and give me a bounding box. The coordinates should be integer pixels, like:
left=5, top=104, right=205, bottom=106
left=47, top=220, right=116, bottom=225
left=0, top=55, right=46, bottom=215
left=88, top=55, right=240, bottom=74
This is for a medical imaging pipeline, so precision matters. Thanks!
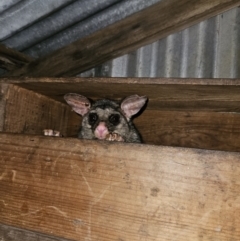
left=0, top=0, right=21, bottom=14
left=90, top=7, right=240, bottom=78
left=0, top=0, right=240, bottom=78
left=1, top=0, right=161, bottom=58
left=0, top=0, right=76, bottom=40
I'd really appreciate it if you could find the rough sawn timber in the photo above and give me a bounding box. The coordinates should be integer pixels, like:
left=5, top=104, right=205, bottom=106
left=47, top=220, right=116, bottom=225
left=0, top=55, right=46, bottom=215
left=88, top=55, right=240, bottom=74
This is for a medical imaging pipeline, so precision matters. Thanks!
left=0, top=133, right=240, bottom=241
left=2, top=77, right=240, bottom=112
left=5, top=0, right=240, bottom=77
left=0, top=83, right=78, bottom=137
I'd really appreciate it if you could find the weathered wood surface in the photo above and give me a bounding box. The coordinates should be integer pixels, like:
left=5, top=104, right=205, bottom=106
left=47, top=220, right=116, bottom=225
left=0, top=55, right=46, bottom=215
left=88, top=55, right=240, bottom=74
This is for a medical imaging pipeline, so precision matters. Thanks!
left=2, top=77, right=240, bottom=112
left=0, top=133, right=240, bottom=241
left=135, top=110, right=240, bottom=151
left=4, top=0, right=240, bottom=77
left=0, top=84, right=78, bottom=136
left=3, top=77, right=240, bottom=85
left=0, top=44, right=33, bottom=71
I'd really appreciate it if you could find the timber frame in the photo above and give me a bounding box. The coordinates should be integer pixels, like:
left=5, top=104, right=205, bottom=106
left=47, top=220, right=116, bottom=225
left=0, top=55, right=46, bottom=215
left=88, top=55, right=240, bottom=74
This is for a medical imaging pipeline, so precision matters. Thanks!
left=1, top=0, right=240, bottom=240
left=0, top=77, right=240, bottom=240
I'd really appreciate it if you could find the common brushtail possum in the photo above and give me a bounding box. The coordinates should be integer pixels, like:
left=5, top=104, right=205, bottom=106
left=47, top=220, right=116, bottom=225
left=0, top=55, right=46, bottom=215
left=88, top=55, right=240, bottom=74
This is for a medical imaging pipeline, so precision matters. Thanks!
left=64, top=93, right=147, bottom=143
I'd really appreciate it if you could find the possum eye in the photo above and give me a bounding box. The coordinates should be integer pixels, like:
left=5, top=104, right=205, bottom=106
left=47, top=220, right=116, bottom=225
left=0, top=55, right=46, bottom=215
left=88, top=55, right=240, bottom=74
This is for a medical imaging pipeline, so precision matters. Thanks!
left=109, top=114, right=120, bottom=125
left=88, top=113, right=98, bottom=125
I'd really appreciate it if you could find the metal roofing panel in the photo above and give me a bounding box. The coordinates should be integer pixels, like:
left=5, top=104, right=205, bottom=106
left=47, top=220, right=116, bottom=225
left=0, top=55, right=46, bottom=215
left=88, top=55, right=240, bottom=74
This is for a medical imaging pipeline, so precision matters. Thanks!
left=87, top=7, right=240, bottom=78
left=0, top=1, right=240, bottom=79
left=0, top=0, right=22, bottom=14
left=2, top=0, right=121, bottom=52
left=22, top=0, right=161, bottom=58
left=0, top=0, right=76, bottom=40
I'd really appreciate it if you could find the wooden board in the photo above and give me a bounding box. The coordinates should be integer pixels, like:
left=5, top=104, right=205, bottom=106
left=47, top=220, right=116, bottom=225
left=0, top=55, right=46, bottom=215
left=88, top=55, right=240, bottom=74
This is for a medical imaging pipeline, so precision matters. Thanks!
left=135, top=110, right=240, bottom=151
left=4, top=0, right=240, bottom=77
left=2, top=77, right=240, bottom=112
left=0, top=84, right=78, bottom=137
left=0, top=133, right=240, bottom=241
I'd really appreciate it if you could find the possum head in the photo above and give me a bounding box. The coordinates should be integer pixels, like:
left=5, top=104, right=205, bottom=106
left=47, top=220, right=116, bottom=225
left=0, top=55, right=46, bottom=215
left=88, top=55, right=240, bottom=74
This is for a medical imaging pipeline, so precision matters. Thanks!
left=64, top=93, right=147, bottom=143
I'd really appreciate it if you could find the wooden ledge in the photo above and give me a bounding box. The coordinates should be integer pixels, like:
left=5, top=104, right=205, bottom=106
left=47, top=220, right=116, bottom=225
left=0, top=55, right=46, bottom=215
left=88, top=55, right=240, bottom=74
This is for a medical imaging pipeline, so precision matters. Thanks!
left=1, top=77, right=240, bottom=112
left=0, top=133, right=240, bottom=240
left=2, top=77, right=240, bottom=85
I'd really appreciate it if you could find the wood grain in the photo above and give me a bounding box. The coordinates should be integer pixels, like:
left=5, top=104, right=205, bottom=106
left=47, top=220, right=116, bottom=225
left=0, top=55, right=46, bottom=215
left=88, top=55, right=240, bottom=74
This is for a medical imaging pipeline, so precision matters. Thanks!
left=2, top=77, right=240, bottom=85
left=0, top=133, right=240, bottom=241
left=134, top=110, right=240, bottom=151
left=4, top=0, right=240, bottom=77
left=2, top=84, right=73, bottom=136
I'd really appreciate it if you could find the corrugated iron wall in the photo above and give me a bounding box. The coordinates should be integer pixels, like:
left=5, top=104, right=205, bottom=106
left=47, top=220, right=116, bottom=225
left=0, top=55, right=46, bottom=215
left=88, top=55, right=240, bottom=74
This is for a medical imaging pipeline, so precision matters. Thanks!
left=1, top=0, right=239, bottom=78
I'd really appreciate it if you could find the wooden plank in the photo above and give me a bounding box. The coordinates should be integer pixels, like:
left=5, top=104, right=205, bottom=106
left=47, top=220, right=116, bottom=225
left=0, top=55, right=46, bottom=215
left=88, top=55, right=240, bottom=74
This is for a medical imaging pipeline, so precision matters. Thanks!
left=2, top=77, right=240, bottom=112
left=134, top=110, right=240, bottom=151
left=3, top=77, right=240, bottom=86
left=0, top=133, right=240, bottom=240
left=1, top=84, right=77, bottom=137
left=0, top=44, right=33, bottom=71
left=4, top=0, right=240, bottom=77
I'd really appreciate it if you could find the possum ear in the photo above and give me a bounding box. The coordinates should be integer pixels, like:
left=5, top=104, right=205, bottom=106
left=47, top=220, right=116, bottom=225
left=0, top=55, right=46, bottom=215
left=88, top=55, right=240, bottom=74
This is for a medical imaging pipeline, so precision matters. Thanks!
left=121, top=95, right=147, bottom=119
left=64, top=93, right=91, bottom=116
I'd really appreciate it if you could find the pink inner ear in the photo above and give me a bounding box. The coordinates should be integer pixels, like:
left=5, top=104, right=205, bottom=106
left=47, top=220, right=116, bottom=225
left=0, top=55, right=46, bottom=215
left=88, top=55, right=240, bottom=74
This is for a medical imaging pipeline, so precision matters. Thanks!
left=64, top=93, right=91, bottom=116
left=121, top=95, right=147, bottom=118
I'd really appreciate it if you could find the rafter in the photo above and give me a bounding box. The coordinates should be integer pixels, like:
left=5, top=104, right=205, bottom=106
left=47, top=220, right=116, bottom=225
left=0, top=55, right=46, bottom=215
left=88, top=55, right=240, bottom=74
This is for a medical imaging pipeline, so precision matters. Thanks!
left=5, top=0, right=240, bottom=77
left=0, top=44, right=33, bottom=71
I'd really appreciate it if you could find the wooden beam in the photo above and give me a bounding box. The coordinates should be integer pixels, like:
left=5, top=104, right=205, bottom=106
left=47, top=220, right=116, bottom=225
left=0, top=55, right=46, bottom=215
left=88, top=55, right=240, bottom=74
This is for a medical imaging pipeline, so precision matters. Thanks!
left=0, top=44, right=33, bottom=71
left=5, top=0, right=240, bottom=77
left=2, top=77, right=240, bottom=112
left=135, top=110, right=240, bottom=151
left=0, top=133, right=240, bottom=240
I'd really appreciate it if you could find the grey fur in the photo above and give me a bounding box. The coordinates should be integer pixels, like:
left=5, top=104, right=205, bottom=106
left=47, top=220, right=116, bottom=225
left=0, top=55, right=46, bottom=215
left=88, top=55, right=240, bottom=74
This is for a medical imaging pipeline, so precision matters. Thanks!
left=64, top=94, right=147, bottom=143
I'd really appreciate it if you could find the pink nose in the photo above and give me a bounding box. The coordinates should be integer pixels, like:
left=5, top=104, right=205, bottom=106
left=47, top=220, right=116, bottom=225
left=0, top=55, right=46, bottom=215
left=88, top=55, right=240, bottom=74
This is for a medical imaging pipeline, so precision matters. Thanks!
left=94, top=122, right=109, bottom=139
